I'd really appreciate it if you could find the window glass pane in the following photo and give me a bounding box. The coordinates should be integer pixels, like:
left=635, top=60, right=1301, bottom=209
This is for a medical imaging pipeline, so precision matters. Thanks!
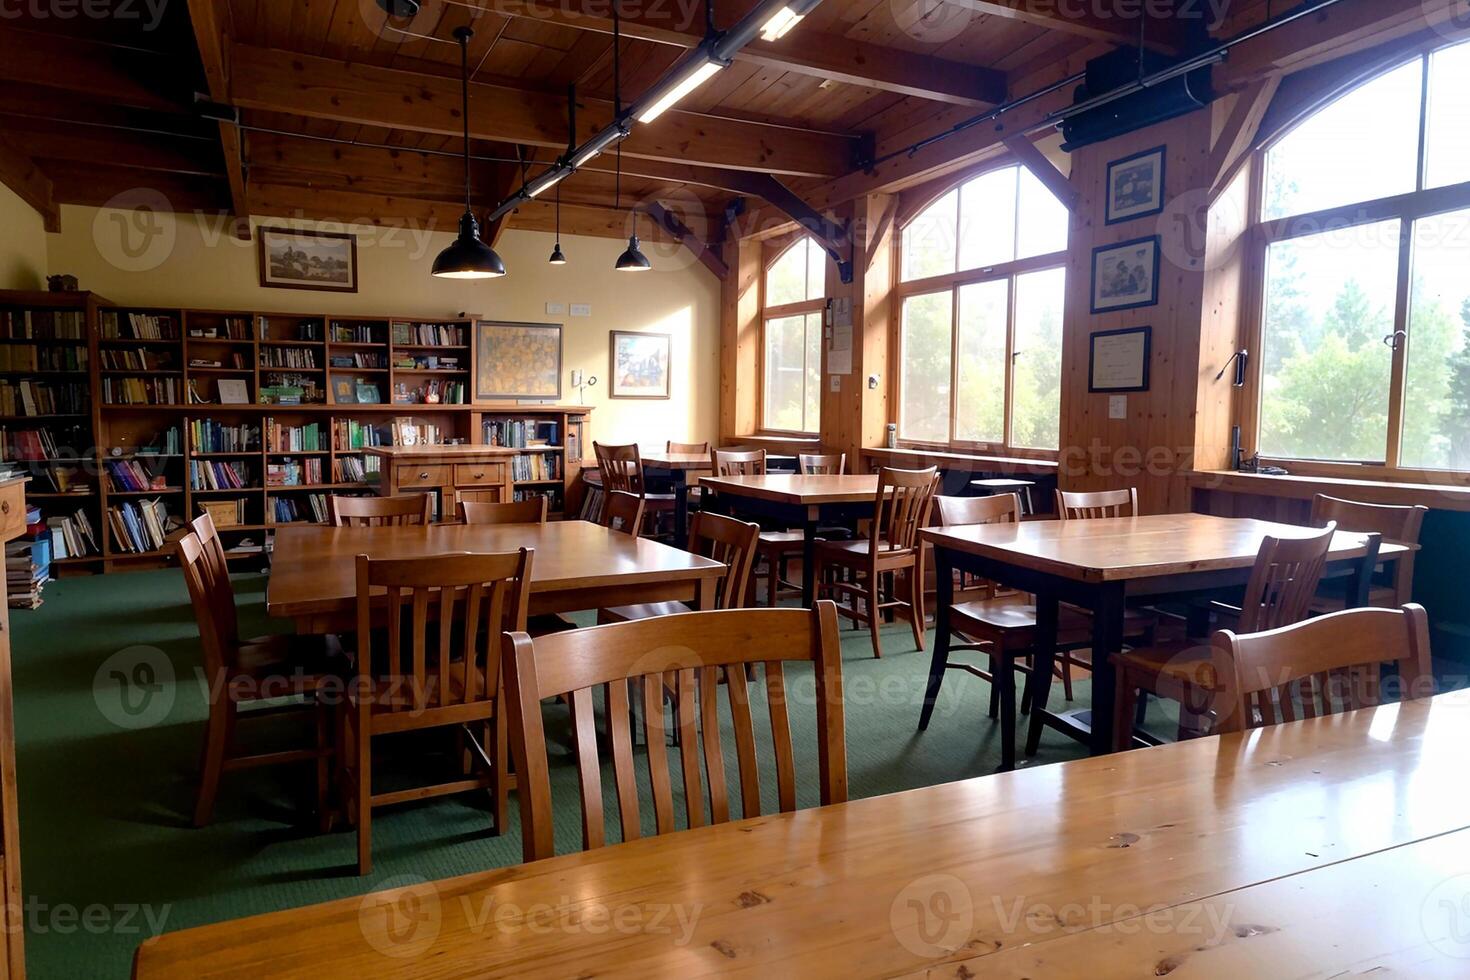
left=1426, top=42, right=1470, bottom=190
left=765, top=239, right=811, bottom=307
left=803, top=311, right=823, bottom=432
left=805, top=240, right=826, bottom=301
left=902, top=190, right=957, bottom=281
left=1263, top=60, right=1422, bottom=221
left=1402, top=208, right=1470, bottom=468
left=1012, top=267, right=1066, bottom=451
left=958, top=167, right=1018, bottom=271
left=1017, top=167, right=1070, bottom=259
left=900, top=291, right=953, bottom=441
left=763, top=314, right=809, bottom=431
left=954, top=280, right=1008, bottom=443
left=1259, top=220, right=1400, bottom=461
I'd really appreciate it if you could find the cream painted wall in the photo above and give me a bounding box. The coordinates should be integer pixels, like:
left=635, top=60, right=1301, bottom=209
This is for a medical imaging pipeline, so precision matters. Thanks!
left=43, top=205, right=720, bottom=446
left=0, top=182, right=47, bottom=290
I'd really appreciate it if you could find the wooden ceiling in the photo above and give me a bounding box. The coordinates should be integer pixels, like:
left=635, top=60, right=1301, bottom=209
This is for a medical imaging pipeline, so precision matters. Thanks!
left=0, top=0, right=1335, bottom=250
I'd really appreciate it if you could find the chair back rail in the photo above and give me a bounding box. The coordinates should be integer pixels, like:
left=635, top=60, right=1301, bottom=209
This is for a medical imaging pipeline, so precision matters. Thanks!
left=458, top=498, right=548, bottom=525
left=594, top=443, right=646, bottom=496
left=177, top=531, right=234, bottom=679
left=502, top=603, right=847, bottom=862
left=687, top=512, right=761, bottom=609
left=188, top=511, right=237, bottom=643
left=329, top=493, right=433, bottom=527
left=601, top=491, right=646, bottom=537
left=871, top=466, right=941, bottom=556
left=798, top=453, right=846, bottom=475
left=667, top=440, right=710, bottom=455
left=711, top=448, right=766, bottom=476
left=934, top=492, right=1021, bottom=529
left=1310, top=494, right=1427, bottom=601
left=1056, top=487, right=1139, bottom=520
left=1237, top=523, right=1339, bottom=634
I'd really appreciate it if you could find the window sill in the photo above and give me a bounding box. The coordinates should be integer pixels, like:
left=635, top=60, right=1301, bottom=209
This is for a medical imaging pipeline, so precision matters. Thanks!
left=1187, top=469, right=1470, bottom=512
left=862, top=447, right=1058, bottom=474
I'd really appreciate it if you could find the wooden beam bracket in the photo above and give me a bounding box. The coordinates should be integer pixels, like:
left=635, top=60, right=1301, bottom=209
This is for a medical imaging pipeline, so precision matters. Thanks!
left=740, top=176, right=853, bottom=283
left=645, top=202, right=729, bottom=280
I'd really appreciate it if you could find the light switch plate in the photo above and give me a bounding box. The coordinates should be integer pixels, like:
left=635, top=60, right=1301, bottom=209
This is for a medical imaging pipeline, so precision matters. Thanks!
left=545, top=302, right=565, bottom=316
left=830, top=375, right=841, bottom=392
left=1109, top=395, right=1127, bottom=420
left=569, top=303, right=592, bottom=317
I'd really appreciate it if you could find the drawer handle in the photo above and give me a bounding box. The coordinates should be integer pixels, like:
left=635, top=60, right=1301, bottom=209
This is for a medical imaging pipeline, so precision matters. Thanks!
left=1, top=500, right=10, bottom=515
left=473, top=472, right=484, bottom=479
left=418, top=471, right=430, bottom=480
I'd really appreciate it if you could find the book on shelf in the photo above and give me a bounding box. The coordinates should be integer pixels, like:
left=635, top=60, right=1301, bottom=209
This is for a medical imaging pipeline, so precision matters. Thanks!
left=393, top=379, right=467, bottom=405
left=265, top=458, right=322, bottom=487
left=259, top=347, right=319, bottom=369
left=117, top=426, right=182, bottom=458
left=46, top=509, right=98, bottom=559
left=391, top=322, right=464, bottom=346
left=2, top=425, right=81, bottom=462
left=107, top=498, right=179, bottom=553
left=189, top=419, right=260, bottom=454
left=511, top=453, right=561, bottom=482
left=330, top=352, right=386, bottom=369
left=483, top=418, right=560, bottom=448
left=1, top=380, right=88, bottom=416
left=189, top=459, right=250, bottom=491
left=269, top=493, right=328, bottom=524
left=102, top=376, right=179, bottom=405
left=107, top=458, right=172, bottom=493
left=7, top=538, right=50, bottom=608
left=188, top=315, right=253, bottom=340
left=260, top=378, right=322, bottom=404
left=329, top=322, right=381, bottom=343
left=332, top=418, right=391, bottom=451
left=100, top=349, right=171, bottom=371
left=102, top=311, right=177, bottom=340
left=265, top=419, right=323, bottom=452
left=332, top=455, right=378, bottom=483
left=392, top=418, right=444, bottom=446
left=0, top=343, right=87, bottom=372
left=0, top=309, right=85, bottom=340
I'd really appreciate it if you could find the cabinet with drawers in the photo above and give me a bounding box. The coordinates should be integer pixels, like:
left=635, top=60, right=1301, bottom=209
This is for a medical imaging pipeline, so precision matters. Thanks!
left=365, top=446, right=516, bottom=518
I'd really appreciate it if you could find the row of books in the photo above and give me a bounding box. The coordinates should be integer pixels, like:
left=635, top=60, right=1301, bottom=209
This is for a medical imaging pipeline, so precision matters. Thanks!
left=329, top=322, right=380, bottom=343
left=513, top=489, right=560, bottom=506
left=190, top=459, right=250, bottom=491
left=1, top=381, right=88, bottom=416
left=393, top=380, right=467, bottom=405
left=260, top=377, right=323, bottom=404
left=0, top=344, right=87, bottom=372
left=511, top=453, right=560, bottom=482
left=100, top=349, right=172, bottom=371
left=102, top=377, right=180, bottom=405
left=265, top=420, right=323, bottom=452
left=260, top=347, right=318, bottom=369
left=127, top=427, right=182, bottom=457
left=189, top=316, right=253, bottom=340
left=0, top=309, right=85, bottom=340
left=333, top=418, right=392, bottom=450
left=191, top=419, right=260, bottom=453
left=47, top=509, right=98, bottom=559
left=106, top=459, right=170, bottom=493
left=7, top=537, right=49, bottom=609
left=108, top=498, right=178, bottom=553
left=31, top=464, right=90, bottom=495
left=391, top=322, right=464, bottom=346
left=1, top=425, right=77, bottom=461
left=333, top=455, right=379, bottom=483
left=266, top=458, right=323, bottom=487
left=329, top=352, right=386, bottom=369
left=102, top=311, right=177, bottom=340
left=483, top=418, right=559, bottom=448
left=269, top=494, right=328, bottom=524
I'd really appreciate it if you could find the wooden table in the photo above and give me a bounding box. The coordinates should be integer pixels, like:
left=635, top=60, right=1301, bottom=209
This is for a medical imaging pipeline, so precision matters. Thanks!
left=640, top=452, right=795, bottom=543
left=700, top=474, right=883, bottom=604
left=268, top=521, right=726, bottom=632
left=134, top=688, right=1470, bottom=978
left=922, top=514, right=1403, bottom=760
left=365, top=445, right=517, bottom=517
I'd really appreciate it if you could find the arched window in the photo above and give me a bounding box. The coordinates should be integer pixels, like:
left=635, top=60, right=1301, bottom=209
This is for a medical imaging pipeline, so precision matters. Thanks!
left=760, top=237, right=826, bottom=433
left=1252, top=40, right=1470, bottom=471
left=896, top=163, right=1069, bottom=450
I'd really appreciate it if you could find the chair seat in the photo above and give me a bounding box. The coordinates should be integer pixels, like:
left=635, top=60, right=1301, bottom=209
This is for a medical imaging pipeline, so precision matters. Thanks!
left=815, top=539, right=914, bottom=563
left=1309, top=583, right=1397, bottom=614
left=600, top=600, right=691, bottom=623
left=950, top=599, right=1155, bottom=649
left=1113, top=640, right=1220, bottom=696
left=758, top=530, right=805, bottom=549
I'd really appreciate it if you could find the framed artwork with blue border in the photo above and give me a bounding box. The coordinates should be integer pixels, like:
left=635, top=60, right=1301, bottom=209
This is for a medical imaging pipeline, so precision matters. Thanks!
left=1090, top=236, right=1161, bottom=314
left=1105, top=145, right=1166, bottom=224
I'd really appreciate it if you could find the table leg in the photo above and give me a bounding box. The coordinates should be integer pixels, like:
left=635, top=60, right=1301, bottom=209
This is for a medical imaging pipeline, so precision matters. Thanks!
left=1088, top=583, right=1126, bottom=757
left=673, top=473, right=690, bottom=544
left=1347, top=534, right=1382, bottom=609
left=1024, top=593, right=1059, bottom=757
left=999, top=651, right=1018, bottom=772
left=801, top=506, right=820, bottom=607
left=919, top=547, right=954, bottom=731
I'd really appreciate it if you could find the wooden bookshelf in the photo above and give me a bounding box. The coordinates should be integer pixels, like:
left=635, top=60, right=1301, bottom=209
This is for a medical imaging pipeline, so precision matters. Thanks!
left=0, top=294, right=593, bottom=574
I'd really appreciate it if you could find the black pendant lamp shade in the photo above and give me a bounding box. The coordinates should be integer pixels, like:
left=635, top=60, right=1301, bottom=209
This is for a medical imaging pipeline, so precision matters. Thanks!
left=616, top=234, right=651, bottom=271
left=548, top=241, right=567, bottom=265
left=548, top=183, right=567, bottom=265
left=432, top=26, right=506, bottom=280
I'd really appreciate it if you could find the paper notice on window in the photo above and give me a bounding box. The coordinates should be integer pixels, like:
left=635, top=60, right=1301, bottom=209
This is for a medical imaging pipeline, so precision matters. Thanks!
left=829, top=298, right=854, bottom=375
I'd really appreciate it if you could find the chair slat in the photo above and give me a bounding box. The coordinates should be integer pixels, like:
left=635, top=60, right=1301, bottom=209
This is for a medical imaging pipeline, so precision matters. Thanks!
left=700, top=667, right=730, bottom=824
left=675, top=668, right=703, bottom=830
left=411, top=587, right=430, bottom=712
left=726, top=665, right=762, bottom=818
left=642, top=677, right=675, bottom=835
left=461, top=583, right=484, bottom=703
left=765, top=662, right=796, bottom=813
left=569, top=686, right=605, bottom=851
left=437, top=586, right=453, bottom=708
left=606, top=681, right=641, bottom=843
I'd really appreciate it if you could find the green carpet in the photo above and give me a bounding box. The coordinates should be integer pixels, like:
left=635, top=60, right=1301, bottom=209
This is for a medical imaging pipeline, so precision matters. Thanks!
left=10, top=569, right=1098, bottom=978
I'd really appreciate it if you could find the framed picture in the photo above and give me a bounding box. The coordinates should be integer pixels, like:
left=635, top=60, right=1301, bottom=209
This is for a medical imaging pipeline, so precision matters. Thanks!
left=355, top=382, right=381, bottom=404
left=217, top=379, right=250, bottom=404
left=473, top=321, right=562, bottom=402
left=609, top=330, right=671, bottom=400
left=257, top=227, right=358, bottom=293
left=1105, top=146, right=1166, bottom=224
left=1091, top=236, right=1161, bottom=314
left=1088, top=326, right=1152, bottom=393
left=332, top=378, right=357, bottom=404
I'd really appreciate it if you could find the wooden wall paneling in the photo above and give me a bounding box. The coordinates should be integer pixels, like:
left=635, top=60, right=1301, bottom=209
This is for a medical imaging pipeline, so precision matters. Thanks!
left=718, top=237, right=761, bottom=442
left=1195, top=159, right=1253, bottom=476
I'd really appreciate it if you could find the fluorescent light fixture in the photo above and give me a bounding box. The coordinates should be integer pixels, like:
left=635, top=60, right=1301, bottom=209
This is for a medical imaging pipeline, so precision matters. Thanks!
left=636, top=58, right=723, bottom=124
left=569, top=127, right=624, bottom=170
left=523, top=169, right=566, bottom=199
left=759, top=7, right=803, bottom=40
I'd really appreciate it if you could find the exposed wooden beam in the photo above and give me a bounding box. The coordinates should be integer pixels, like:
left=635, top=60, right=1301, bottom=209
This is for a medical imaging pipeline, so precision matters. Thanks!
left=186, top=0, right=250, bottom=239
left=1, top=117, right=221, bottom=178
left=735, top=175, right=852, bottom=282
left=47, top=162, right=227, bottom=214
left=482, top=163, right=522, bottom=251
left=644, top=202, right=730, bottom=280
left=1206, top=75, right=1280, bottom=202
left=0, top=28, right=190, bottom=114
left=0, top=136, right=58, bottom=232
left=949, top=0, right=1187, bottom=51
left=475, top=0, right=1006, bottom=106
left=229, top=45, right=853, bottom=178
left=1002, top=134, right=1077, bottom=210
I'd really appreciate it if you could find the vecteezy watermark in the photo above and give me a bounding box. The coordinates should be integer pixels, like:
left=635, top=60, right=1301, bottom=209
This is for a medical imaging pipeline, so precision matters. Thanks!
left=990, top=895, right=1238, bottom=944
left=93, top=645, right=175, bottom=731
left=889, top=0, right=972, bottom=44
left=1426, top=0, right=1470, bottom=42
left=0, top=0, right=169, bottom=31
left=359, top=875, right=444, bottom=960
left=1422, top=873, right=1470, bottom=959
left=92, top=188, right=176, bottom=273
left=3, top=898, right=171, bottom=942
left=890, top=875, right=975, bottom=958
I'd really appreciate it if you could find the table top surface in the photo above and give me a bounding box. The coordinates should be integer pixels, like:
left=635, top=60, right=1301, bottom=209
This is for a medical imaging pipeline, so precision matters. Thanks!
left=364, top=445, right=518, bottom=458
left=699, top=473, right=884, bottom=504
left=267, top=521, right=724, bottom=617
left=133, top=688, right=1470, bottom=978
left=922, top=513, right=1405, bottom=583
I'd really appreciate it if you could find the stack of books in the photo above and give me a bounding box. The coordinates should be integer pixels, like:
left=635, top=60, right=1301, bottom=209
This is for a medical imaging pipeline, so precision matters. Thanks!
left=266, top=458, right=322, bottom=487
left=391, top=322, right=464, bottom=346
left=189, top=459, right=250, bottom=491
left=101, top=311, right=176, bottom=339
left=265, top=420, right=322, bottom=452
left=190, top=419, right=259, bottom=453
left=101, top=376, right=180, bottom=405
left=0, top=309, right=84, bottom=339
left=46, top=510, right=97, bottom=558
left=483, top=418, right=559, bottom=448
left=106, top=459, right=170, bottom=492
left=269, top=494, right=328, bottom=524
left=107, top=499, right=176, bottom=553
left=6, top=537, right=49, bottom=608
left=511, top=453, right=560, bottom=482
left=0, top=343, right=87, bottom=371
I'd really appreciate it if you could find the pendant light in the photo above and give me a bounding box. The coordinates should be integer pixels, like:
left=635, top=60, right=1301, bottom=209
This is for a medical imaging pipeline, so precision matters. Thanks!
left=432, top=26, right=506, bottom=279
left=614, top=144, right=651, bottom=272
left=548, top=182, right=567, bottom=265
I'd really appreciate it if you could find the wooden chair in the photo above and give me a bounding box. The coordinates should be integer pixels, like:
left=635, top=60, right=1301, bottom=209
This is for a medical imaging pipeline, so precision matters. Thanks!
left=668, top=440, right=711, bottom=511
left=344, top=549, right=532, bottom=875
left=601, top=490, right=646, bottom=537
left=190, top=511, right=230, bottom=587
left=1208, top=603, right=1435, bottom=735
left=1111, top=523, right=1339, bottom=750
left=501, top=603, right=847, bottom=862
left=328, top=493, right=432, bottom=527
left=711, top=449, right=800, bottom=605
left=815, top=466, right=941, bottom=658
left=798, top=452, right=846, bottom=475
left=1056, top=487, right=1138, bottom=520
left=177, top=531, right=338, bottom=829
left=711, top=447, right=767, bottom=476
left=971, top=478, right=1036, bottom=515
left=600, top=512, right=760, bottom=622
left=594, top=442, right=674, bottom=536
left=458, top=497, right=548, bottom=525
left=1308, top=494, right=1426, bottom=610
left=578, top=467, right=604, bottom=522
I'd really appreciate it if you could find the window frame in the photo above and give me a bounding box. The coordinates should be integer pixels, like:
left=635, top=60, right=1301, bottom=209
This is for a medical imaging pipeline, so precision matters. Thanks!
left=758, top=236, right=827, bottom=436
left=1239, top=44, right=1470, bottom=480
left=893, top=162, right=1070, bottom=458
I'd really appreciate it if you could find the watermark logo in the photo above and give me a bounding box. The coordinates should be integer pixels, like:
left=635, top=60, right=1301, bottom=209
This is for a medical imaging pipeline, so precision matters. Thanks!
left=1421, top=873, right=1470, bottom=958
left=93, top=188, right=175, bottom=273
left=1426, top=0, right=1470, bottom=42
left=890, top=874, right=974, bottom=958
left=359, top=874, right=443, bottom=959
left=889, top=0, right=972, bottom=43
left=0, top=0, right=170, bottom=31
left=1157, top=183, right=1247, bottom=274
left=93, top=646, right=174, bottom=730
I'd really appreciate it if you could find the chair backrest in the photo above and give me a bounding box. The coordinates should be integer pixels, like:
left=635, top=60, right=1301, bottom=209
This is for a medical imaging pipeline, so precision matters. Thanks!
left=601, top=490, right=645, bottom=536
left=798, top=452, right=846, bottom=475
left=594, top=442, right=645, bottom=496
left=1210, top=603, right=1434, bottom=734
left=1310, top=494, right=1427, bottom=602
left=1236, top=523, right=1338, bottom=633
left=176, top=531, right=234, bottom=679
left=935, top=492, right=1021, bottom=528
left=354, top=550, right=532, bottom=717
left=667, top=440, right=710, bottom=456
left=189, top=510, right=233, bottom=632
left=1056, top=487, right=1138, bottom=520
left=711, top=448, right=766, bottom=476
left=458, top=497, right=548, bottom=525
left=869, top=466, right=941, bottom=555
left=686, top=512, right=761, bottom=609
left=329, top=493, right=432, bottom=527
left=502, top=603, right=847, bottom=862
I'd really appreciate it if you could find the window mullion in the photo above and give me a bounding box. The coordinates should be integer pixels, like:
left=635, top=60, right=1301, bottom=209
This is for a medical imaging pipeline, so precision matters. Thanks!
left=1386, top=221, right=1414, bottom=469
left=948, top=288, right=960, bottom=445
left=1003, top=276, right=1017, bottom=450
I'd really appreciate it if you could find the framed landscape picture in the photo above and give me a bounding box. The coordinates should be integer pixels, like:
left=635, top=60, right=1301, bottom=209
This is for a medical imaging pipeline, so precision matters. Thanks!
left=474, top=321, right=562, bottom=402
left=609, top=330, right=671, bottom=399
left=1105, top=146, right=1166, bottom=224
left=1091, top=236, right=1161, bottom=314
left=257, top=227, right=358, bottom=292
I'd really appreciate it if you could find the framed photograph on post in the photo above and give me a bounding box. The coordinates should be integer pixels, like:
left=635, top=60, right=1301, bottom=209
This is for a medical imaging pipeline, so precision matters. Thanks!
left=257, top=227, right=358, bottom=292
left=473, top=321, right=563, bottom=402
left=1105, top=146, right=1166, bottom=224
left=609, top=330, right=671, bottom=399
left=1090, top=236, right=1161, bottom=314
left=1088, top=326, right=1152, bottom=393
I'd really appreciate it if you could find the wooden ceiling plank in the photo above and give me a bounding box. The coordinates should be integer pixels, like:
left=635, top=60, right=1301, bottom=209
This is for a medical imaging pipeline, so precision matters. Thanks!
left=187, top=0, right=250, bottom=238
